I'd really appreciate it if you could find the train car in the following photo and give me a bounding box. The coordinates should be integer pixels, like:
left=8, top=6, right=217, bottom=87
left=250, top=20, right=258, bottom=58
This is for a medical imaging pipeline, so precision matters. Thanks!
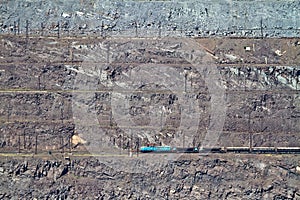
left=199, top=147, right=224, bottom=153
left=252, top=147, right=276, bottom=154
left=174, top=147, right=199, bottom=153
left=140, top=146, right=172, bottom=153
left=225, top=147, right=250, bottom=153
left=277, top=147, right=300, bottom=154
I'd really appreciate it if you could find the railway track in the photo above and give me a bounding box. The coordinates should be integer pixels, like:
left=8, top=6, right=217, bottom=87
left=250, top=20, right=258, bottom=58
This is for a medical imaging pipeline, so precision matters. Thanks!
left=2, top=31, right=300, bottom=40
left=0, top=61, right=299, bottom=68
left=1, top=146, right=299, bottom=158
left=0, top=88, right=298, bottom=94
left=0, top=152, right=128, bottom=158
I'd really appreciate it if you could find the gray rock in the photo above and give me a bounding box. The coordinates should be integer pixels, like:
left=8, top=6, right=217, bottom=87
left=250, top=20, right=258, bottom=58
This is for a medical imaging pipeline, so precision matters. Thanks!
left=0, top=1, right=300, bottom=38
left=263, top=184, right=273, bottom=192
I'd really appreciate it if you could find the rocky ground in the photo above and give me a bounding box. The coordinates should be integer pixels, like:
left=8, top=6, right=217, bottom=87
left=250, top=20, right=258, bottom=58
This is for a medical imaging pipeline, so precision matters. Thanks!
left=0, top=36, right=299, bottom=153
left=0, top=1, right=300, bottom=199
left=1, top=0, right=300, bottom=37
left=0, top=153, right=299, bottom=199
left=0, top=34, right=299, bottom=199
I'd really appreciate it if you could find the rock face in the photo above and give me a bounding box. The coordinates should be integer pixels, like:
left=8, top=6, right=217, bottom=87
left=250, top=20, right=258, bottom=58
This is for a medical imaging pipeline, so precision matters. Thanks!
left=0, top=36, right=299, bottom=153
left=0, top=1, right=299, bottom=199
left=0, top=154, right=299, bottom=199
left=0, top=0, right=300, bottom=37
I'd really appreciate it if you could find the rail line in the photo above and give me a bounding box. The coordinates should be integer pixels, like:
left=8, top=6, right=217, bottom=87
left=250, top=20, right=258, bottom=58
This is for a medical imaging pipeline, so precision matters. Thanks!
left=1, top=146, right=299, bottom=158
left=0, top=152, right=129, bottom=158
left=0, top=88, right=298, bottom=94
left=0, top=61, right=299, bottom=68
left=1, top=30, right=300, bottom=40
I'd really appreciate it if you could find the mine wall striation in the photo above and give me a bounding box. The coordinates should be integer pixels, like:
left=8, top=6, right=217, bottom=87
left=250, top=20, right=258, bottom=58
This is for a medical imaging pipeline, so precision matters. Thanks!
left=1, top=0, right=300, bottom=38
left=0, top=36, right=299, bottom=153
left=0, top=1, right=300, bottom=199
left=0, top=155, right=299, bottom=199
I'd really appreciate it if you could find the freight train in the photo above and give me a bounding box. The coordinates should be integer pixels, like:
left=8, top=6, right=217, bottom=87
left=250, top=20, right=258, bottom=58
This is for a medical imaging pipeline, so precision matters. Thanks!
left=139, top=146, right=300, bottom=154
